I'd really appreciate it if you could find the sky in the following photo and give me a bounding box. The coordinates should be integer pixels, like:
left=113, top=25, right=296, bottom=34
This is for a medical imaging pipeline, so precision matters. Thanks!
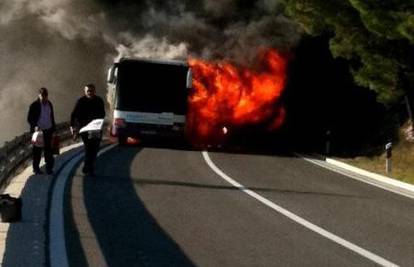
left=0, top=0, right=300, bottom=144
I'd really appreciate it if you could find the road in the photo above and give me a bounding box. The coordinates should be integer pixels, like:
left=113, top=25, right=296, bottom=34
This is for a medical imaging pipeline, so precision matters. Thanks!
left=60, top=145, right=414, bottom=267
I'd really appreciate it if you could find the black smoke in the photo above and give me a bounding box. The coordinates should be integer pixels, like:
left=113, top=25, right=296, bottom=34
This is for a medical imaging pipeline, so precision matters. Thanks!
left=0, top=0, right=300, bottom=144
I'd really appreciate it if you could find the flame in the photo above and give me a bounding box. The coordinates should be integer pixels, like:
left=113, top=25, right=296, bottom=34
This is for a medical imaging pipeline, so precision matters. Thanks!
left=187, top=49, right=287, bottom=145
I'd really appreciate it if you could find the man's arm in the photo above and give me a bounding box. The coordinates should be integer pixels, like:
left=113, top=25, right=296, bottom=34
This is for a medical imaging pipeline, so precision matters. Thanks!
left=50, top=101, right=56, bottom=131
left=27, top=103, right=33, bottom=125
left=98, top=97, right=106, bottom=118
left=27, top=102, right=37, bottom=133
left=70, top=99, right=81, bottom=136
left=70, top=99, right=81, bottom=127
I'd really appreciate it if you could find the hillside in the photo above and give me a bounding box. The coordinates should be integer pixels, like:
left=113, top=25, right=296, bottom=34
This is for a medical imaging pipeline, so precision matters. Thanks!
left=340, top=122, right=414, bottom=184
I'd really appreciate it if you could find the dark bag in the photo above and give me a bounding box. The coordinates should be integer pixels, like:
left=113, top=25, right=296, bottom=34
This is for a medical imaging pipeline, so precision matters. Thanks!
left=0, top=194, right=22, bottom=222
left=51, top=134, right=60, bottom=155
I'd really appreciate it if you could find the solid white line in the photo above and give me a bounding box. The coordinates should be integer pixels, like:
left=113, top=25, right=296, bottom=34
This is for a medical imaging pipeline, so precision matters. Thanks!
left=301, top=155, right=414, bottom=200
left=202, top=151, right=399, bottom=267
left=49, top=144, right=116, bottom=267
left=49, top=153, right=83, bottom=267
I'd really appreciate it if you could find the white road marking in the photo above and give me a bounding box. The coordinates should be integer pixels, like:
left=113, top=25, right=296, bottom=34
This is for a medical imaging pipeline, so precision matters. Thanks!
left=202, top=151, right=399, bottom=267
left=49, top=144, right=116, bottom=267
left=299, top=155, right=414, bottom=200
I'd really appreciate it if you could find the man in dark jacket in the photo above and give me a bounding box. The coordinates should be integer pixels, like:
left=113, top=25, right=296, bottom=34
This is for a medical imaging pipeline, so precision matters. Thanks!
left=27, top=87, right=56, bottom=175
left=71, top=84, right=105, bottom=175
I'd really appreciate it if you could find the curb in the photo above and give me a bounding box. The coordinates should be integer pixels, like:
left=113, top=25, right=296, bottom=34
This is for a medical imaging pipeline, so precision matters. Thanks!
left=299, top=154, right=414, bottom=200
left=325, top=158, right=414, bottom=199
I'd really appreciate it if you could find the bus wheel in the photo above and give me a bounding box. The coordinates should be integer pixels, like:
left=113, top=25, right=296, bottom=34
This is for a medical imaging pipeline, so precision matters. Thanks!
left=118, top=135, right=128, bottom=145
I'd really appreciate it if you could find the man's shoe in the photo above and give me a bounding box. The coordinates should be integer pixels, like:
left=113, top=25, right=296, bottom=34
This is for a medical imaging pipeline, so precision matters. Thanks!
left=82, top=167, right=89, bottom=175
left=34, top=169, right=44, bottom=175
left=82, top=168, right=95, bottom=177
left=85, top=171, right=95, bottom=177
left=46, top=170, right=54, bottom=175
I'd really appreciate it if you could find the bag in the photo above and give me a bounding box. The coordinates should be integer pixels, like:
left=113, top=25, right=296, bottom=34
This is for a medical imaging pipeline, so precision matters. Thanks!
left=51, top=134, right=60, bottom=155
left=31, top=131, right=44, bottom=147
left=0, top=194, right=22, bottom=222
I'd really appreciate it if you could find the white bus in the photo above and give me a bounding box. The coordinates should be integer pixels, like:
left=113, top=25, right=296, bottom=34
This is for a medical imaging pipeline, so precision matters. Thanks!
left=107, top=58, right=192, bottom=144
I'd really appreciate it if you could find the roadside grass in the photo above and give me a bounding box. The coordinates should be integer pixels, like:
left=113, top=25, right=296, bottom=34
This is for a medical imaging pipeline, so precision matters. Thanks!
left=340, top=129, right=414, bottom=185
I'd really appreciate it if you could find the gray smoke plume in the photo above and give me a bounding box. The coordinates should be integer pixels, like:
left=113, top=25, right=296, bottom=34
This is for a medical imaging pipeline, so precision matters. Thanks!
left=0, top=0, right=300, bottom=144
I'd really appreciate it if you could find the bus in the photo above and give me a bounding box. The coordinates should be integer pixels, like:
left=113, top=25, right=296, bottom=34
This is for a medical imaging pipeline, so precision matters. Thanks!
left=107, top=58, right=192, bottom=144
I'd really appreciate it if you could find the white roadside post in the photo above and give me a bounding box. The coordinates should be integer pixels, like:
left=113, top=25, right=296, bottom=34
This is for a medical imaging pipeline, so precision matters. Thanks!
left=385, top=142, right=392, bottom=174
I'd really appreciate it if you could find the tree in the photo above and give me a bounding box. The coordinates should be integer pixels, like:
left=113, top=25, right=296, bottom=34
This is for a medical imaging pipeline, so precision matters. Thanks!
left=284, top=0, right=414, bottom=112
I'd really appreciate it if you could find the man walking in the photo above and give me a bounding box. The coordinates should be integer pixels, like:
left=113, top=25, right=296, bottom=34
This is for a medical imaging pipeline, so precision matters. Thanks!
left=71, top=84, right=105, bottom=175
left=27, top=87, right=56, bottom=175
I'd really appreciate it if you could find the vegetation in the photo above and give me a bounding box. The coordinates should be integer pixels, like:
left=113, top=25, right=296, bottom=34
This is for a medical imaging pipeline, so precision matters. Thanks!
left=284, top=0, right=414, bottom=110
left=283, top=1, right=414, bottom=182
left=341, top=122, right=414, bottom=184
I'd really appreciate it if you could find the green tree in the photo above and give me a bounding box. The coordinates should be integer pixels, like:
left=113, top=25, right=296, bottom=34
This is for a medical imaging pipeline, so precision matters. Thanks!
left=284, top=0, right=414, bottom=108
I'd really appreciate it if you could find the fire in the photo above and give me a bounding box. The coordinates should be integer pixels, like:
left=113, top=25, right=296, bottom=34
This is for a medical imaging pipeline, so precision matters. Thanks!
left=187, top=49, right=287, bottom=145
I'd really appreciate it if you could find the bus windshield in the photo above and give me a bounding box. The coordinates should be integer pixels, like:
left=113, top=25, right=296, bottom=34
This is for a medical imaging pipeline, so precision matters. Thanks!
left=116, top=60, right=189, bottom=114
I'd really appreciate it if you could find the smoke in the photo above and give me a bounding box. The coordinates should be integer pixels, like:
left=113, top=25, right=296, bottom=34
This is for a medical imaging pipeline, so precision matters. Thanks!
left=0, top=0, right=300, bottom=144
left=115, top=34, right=188, bottom=61
left=0, top=0, right=112, bottom=144
left=109, top=0, right=301, bottom=63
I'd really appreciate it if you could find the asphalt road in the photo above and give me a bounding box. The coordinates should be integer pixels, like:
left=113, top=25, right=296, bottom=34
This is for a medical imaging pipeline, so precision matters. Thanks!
left=64, top=145, right=414, bottom=267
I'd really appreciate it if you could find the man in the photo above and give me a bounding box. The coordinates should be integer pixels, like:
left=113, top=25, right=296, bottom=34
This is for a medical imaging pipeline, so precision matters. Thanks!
left=27, top=87, right=56, bottom=175
left=71, top=84, right=105, bottom=175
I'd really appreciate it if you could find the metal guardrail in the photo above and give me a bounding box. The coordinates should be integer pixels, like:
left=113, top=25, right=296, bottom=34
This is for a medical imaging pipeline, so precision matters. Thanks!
left=0, top=122, right=72, bottom=191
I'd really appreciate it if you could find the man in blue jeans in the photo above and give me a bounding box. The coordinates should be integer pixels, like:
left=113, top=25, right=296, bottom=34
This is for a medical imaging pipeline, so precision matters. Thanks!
left=27, top=87, right=56, bottom=175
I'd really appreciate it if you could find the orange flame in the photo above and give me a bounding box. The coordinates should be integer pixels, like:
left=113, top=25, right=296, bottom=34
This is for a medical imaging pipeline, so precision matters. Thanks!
left=187, top=49, right=287, bottom=145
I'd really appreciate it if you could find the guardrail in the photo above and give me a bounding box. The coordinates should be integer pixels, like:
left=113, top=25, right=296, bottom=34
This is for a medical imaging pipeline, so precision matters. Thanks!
left=0, top=122, right=73, bottom=191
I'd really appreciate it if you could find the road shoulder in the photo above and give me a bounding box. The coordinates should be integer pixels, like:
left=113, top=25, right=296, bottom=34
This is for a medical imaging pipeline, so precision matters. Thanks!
left=300, top=154, right=414, bottom=200
left=0, top=143, right=83, bottom=267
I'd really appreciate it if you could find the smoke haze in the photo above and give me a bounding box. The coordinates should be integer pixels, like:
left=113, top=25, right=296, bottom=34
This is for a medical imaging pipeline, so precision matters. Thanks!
left=0, top=0, right=300, bottom=144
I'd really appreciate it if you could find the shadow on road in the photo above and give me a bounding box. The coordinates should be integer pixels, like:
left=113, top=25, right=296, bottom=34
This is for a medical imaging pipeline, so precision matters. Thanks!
left=79, top=146, right=196, bottom=267
left=121, top=135, right=314, bottom=160
left=94, top=175, right=365, bottom=199
left=2, top=146, right=85, bottom=267
left=1, top=172, right=52, bottom=267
